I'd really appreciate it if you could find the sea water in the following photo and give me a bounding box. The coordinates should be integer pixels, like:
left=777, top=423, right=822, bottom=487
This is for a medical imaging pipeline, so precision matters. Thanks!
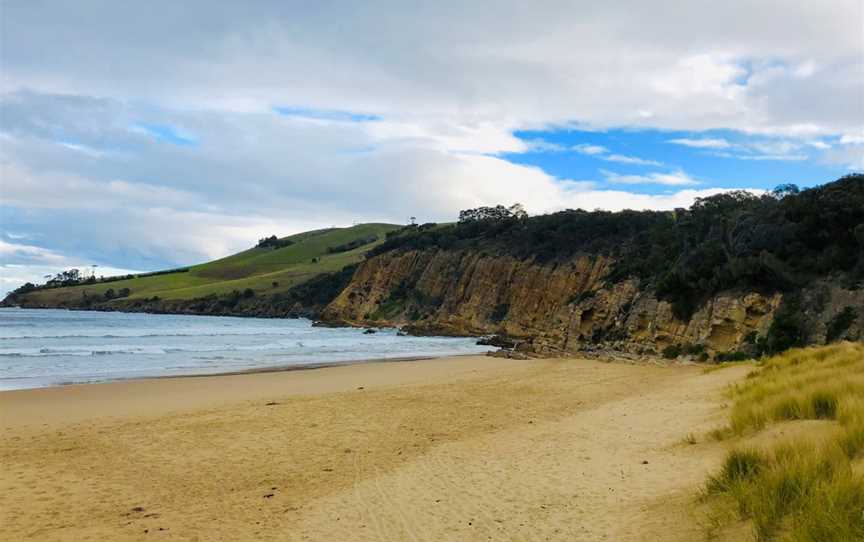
left=0, top=308, right=488, bottom=390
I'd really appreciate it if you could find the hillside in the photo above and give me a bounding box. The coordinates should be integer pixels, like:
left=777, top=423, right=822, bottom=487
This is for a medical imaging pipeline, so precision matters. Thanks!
left=5, top=223, right=399, bottom=317
left=321, top=175, right=864, bottom=359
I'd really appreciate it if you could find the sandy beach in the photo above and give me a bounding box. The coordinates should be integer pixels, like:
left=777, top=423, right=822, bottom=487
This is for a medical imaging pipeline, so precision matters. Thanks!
left=1, top=355, right=748, bottom=541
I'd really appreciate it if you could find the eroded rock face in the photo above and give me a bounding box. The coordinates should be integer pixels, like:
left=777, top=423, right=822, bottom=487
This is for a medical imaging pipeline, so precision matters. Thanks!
left=322, top=249, right=862, bottom=356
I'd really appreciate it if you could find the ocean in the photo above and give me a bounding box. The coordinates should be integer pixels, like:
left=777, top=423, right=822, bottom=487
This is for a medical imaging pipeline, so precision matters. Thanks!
left=0, top=308, right=489, bottom=390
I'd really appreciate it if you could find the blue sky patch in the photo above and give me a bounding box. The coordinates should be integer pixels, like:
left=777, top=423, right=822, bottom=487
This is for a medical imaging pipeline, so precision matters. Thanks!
left=273, top=106, right=381, bottom=123
left=505, top=128, right=844, bottom=194
left=134, top=123, right=198, bottom=146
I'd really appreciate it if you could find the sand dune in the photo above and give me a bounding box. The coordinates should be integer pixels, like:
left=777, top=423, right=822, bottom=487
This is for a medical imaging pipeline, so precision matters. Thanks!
left=0, top=356, right=748, bottom=541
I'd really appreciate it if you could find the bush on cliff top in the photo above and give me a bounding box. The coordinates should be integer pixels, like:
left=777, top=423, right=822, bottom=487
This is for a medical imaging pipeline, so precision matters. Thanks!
left=370, top=175, right=864, bottom=320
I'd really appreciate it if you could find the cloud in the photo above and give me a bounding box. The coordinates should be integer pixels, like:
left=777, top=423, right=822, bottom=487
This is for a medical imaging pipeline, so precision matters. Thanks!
left=669, top=135, right=833, bottom=162
left=732, top=153, right=807, bottom=162
left=668, top=138, right=732, bottom=149
left=0, top=1, right=860, bottom=291
left=522, top=139, right=567, bottom=153
left=840, top=132, right=864, bottom=145
left=0, top=239, right=69, bottom=266
left=603, top=154, right=664, bottom=166
left=0, top=238, right=143, bottom=294
left=571, top=143, right=663, bottom=166
left=573, top=144, right=609, bottom=155
left=3, top=1, right=860, bottom=134
left=602, top=169, right=700, bottom=186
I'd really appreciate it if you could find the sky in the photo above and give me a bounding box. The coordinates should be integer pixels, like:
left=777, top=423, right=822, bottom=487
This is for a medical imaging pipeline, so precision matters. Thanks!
left=1, top=1, right=862, bottom=293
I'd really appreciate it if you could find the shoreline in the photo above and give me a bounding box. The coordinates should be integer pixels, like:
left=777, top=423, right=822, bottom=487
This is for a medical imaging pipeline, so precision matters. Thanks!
left=0, top=354, right=521, bottom=429
left=1, top=353, right=477, bottom=394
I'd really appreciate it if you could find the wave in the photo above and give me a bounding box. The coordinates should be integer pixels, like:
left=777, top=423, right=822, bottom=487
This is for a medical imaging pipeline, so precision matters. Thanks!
left=0, top=344, right=239, bottom=358
left=0, top=339, right=333, bottom=357
left=0, top=331, right=313, bottom=340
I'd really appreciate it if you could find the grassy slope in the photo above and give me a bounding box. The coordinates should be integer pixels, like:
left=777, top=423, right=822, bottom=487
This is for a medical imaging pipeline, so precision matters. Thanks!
left=706, top=342, right=864, bottom=541
left=19, top=223, right=398, bottom=305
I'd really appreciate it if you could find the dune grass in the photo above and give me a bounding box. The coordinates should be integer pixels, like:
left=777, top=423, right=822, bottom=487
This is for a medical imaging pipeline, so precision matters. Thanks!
left=705, top=342, right=864, bottom=541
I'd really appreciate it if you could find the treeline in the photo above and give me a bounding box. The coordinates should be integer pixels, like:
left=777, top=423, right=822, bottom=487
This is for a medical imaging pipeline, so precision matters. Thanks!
left=327, top=235, right=378, bottom=254
left=370, top=175, right=864, bottom=322
left=256, top=235, right=294, bottom=249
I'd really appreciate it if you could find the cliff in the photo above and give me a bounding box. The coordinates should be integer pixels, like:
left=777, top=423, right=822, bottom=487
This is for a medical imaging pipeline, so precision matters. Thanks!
left=321, top=248, right=863, bottom=359
left=319, top=176, right=864, bottom=359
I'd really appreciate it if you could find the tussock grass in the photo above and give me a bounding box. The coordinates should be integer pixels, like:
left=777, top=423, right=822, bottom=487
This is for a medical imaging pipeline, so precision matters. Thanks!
left=705, top=342, right=864, bottom=541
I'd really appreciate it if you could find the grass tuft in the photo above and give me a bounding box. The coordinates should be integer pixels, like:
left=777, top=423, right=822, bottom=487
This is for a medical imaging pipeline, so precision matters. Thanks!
left=704, top=342, right=864, bottom=540
left=811, top=391, right=838, bottom=420
left=707, top=448, right=765, bottom=493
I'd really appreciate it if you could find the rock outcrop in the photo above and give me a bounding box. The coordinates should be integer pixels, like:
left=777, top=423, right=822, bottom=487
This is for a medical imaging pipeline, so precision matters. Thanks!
left=321, top=249, right=863, bottom=357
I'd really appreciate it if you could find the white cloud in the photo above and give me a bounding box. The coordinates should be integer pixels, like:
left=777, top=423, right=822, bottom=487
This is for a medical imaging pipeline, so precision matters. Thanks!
left=570, top=144, right=663, bottom=166
left=573, top=144, right=609, bottom=155
left=807, top=140, right=831, bottom=150
left=840, top=132, right=864, bottom=145
left=0, top=239, right=69, bottom=265
left=522, top=139, right=567, bottom=153
left=822, top=144, right=864, bottom=170
left=668, top=138, right=732, bottom=149
left=601, top=169, right=700, bottom=186
left=669, top=135, right=834, bottom=162
left=603, top=154, right=664, bottom=166
left=735, top=153, right=807, bottom=161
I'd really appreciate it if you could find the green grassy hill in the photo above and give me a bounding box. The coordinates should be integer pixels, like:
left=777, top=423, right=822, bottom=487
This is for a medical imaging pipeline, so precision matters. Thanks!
left=16, top=223, right=399, bottom=307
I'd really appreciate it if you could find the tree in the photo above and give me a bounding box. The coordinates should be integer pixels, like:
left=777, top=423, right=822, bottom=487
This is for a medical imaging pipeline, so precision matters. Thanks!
left=257, top=235, right=294, bottom=249
left=458, top=203, right=527, bottom=223
left=47, top=268, right=82, bottom=286
left=508, top=203, right=528, bottom=220
left=772, top=183, right=800, bottom=198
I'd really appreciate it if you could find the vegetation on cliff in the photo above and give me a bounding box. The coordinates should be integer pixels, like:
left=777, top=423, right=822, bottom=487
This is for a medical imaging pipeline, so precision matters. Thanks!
left=372, top=175, right=864, bottom=327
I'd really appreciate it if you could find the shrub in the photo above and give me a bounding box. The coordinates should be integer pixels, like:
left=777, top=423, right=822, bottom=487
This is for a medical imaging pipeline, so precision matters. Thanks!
left=327, top=235, right=378, bottom=254
left=826, top=306, right=858, bottom=343
left=716, top=351, right=751, bottom=362
left=662, top=344, right=682, bottom=359
left=764, top=298, right=806, bottom=355
left=257, top=235, right=294, bottom=249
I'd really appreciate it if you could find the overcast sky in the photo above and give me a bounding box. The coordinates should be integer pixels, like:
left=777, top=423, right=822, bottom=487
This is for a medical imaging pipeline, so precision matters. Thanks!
left=1, top=1, right=862, bottom=293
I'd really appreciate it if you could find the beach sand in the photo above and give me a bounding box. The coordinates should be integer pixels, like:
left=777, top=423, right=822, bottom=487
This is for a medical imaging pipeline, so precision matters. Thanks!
left=0, top=355, right=748, bottom=541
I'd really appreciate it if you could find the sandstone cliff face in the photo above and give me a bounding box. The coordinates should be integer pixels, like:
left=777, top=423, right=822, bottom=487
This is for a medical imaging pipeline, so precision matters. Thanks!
left=321, top=249, right=863, bottom=356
